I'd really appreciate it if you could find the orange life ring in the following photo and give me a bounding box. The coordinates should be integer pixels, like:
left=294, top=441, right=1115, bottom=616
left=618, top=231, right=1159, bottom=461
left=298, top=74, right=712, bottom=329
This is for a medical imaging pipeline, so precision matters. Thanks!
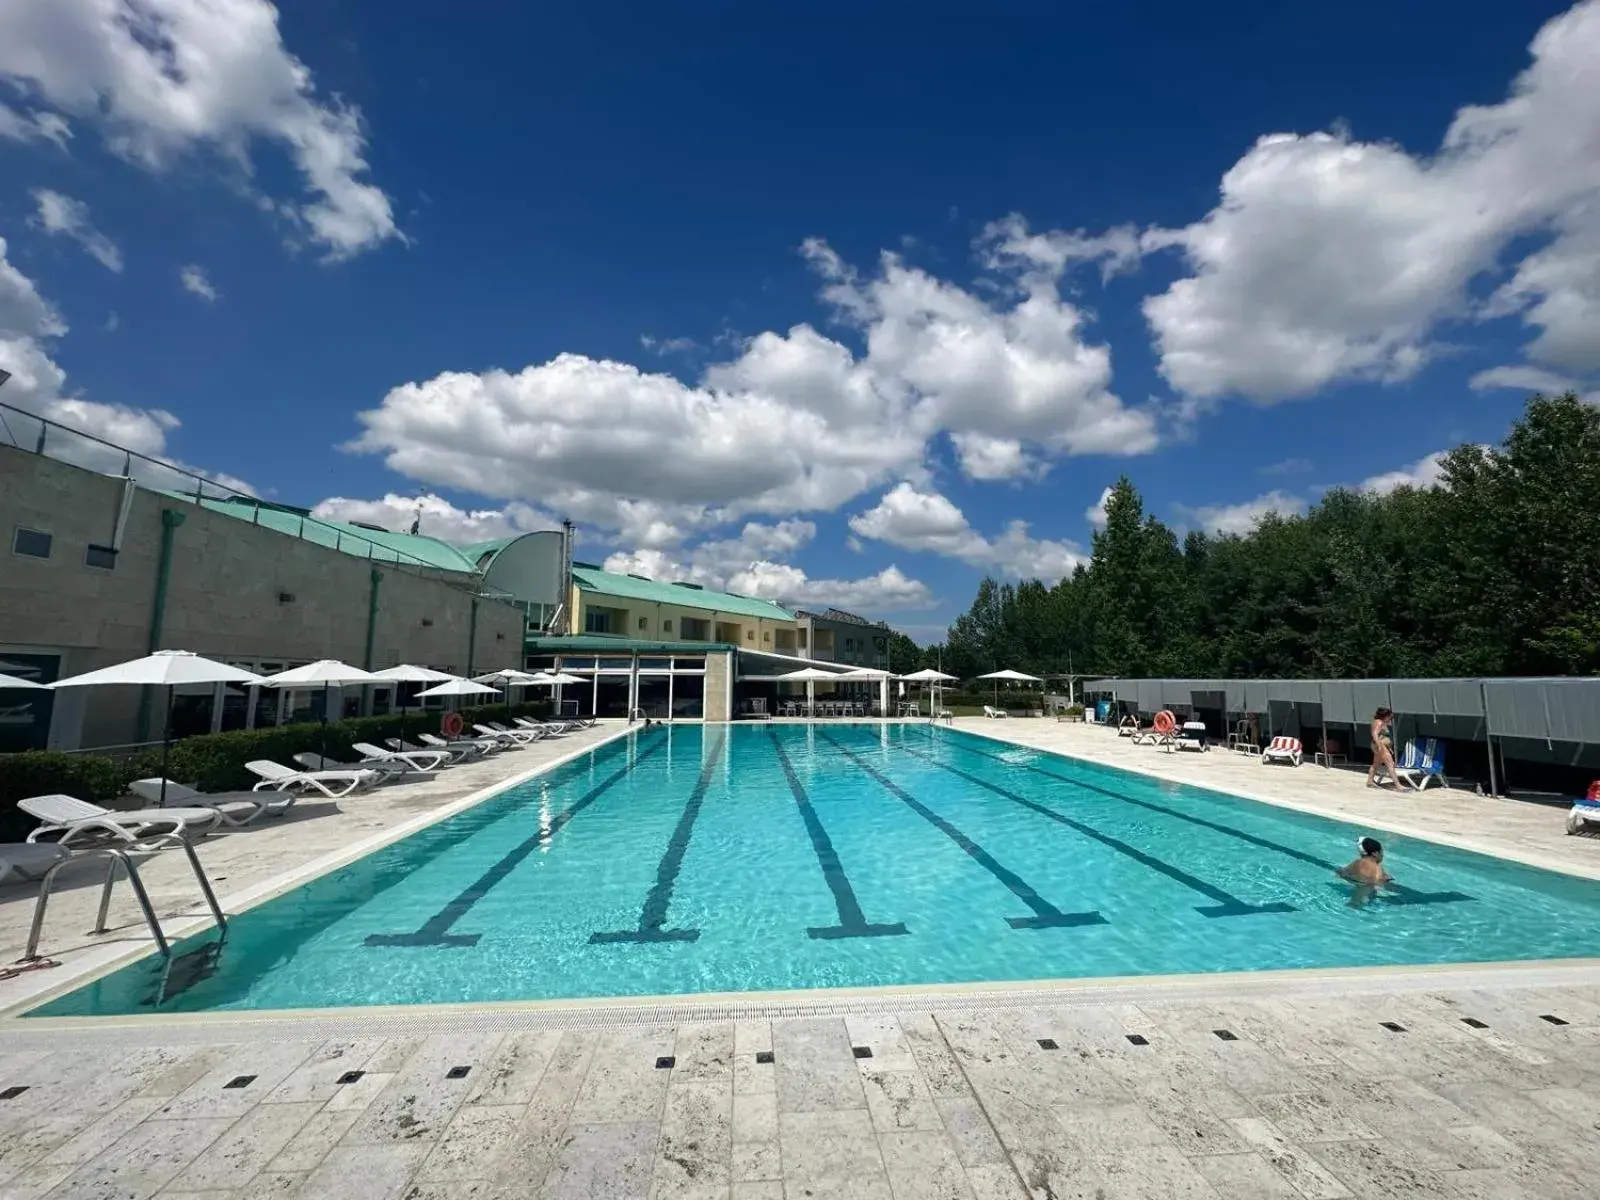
left=441, top=712, right=464, bottom=737
left=1153, top=710, right=1176, bottom=734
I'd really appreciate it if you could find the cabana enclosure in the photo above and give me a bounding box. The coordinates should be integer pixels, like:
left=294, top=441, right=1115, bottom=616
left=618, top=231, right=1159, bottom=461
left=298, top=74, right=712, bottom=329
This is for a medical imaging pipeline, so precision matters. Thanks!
left=1082, top=677, right=1600, bottom=796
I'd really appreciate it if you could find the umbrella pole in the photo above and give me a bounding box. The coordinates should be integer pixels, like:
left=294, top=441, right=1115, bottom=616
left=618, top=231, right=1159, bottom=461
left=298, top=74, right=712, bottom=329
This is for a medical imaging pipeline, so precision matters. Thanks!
left=321, top=682, right=330, bottom=767
left=159, top=684, right=175, bottom=807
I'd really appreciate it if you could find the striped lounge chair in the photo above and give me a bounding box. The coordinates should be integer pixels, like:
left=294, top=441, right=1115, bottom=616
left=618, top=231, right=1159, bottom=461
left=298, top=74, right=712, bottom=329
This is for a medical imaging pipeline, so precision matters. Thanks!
left=1395, top=738, right=1448, bottom=791
left=1261, top=736, right=1302, bottom=767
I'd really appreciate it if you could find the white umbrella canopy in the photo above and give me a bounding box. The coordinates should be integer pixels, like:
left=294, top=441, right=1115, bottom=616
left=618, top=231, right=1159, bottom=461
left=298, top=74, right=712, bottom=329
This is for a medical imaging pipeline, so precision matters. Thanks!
left=473, top=669, right=542, bottom=684
left=778, top=667, right=844, bottom=681
left=977, top=668, right=1043, bottom=706
left=898, top=668, right=957, bottom=682
left=837, top=667, right=891, bottom=679
left=49, top=651, right=266, bottom=806
left=0, top=671, right=46, bottom=689
left=416, top=679, right=501, bottom=699
left=369, top=664, right=459, bottom=683
left=50, top=649, right=264, bottom=689
left=545, top=672, right=586, bottom=685
left=259, top=660, right=380, bottom=687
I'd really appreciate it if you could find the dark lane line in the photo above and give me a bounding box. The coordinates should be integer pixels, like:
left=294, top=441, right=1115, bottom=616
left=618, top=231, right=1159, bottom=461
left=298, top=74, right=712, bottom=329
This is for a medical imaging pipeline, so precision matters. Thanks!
left=367, top=732, right=670, bottom=948
left=819, top=731, right=1105, bottom=931
left=886, top=736, right=1294, bottom=919
left=590, top=731, right=729, bottom=944
left=935, top=732, right=1470, bottom=907
left=767, top=729, right=909, bottom=940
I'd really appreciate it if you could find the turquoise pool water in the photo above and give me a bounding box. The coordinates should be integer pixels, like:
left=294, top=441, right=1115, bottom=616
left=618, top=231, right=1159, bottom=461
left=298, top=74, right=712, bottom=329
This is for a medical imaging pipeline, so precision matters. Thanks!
left=31, top=724, right=1600, bottom=1015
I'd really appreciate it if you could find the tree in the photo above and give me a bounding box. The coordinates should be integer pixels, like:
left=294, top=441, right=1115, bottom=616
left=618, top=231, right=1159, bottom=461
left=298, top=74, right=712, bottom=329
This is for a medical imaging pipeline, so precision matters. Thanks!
left=930, top=393, right=1600, bottom=681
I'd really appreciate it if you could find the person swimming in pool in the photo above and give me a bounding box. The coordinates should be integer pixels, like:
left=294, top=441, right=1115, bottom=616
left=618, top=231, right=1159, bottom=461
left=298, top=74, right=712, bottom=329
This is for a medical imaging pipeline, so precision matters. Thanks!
left=1337, top=836, right=1392, bottom=908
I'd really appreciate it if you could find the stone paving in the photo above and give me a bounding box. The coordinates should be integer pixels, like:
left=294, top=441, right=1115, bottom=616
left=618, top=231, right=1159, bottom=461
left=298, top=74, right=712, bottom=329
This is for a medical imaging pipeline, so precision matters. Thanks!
left=1, top=977, right=1599, bottom=1198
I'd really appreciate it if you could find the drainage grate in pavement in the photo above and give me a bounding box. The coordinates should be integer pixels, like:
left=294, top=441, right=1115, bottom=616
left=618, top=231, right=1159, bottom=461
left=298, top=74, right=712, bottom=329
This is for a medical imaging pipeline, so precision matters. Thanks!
left=852, top=1046, right=873, bottom=1059
left=1540, top=1014, right=1569, bottom=1026
left=755, top=1051, right=774, bottom=1065
left=1380, top=1021, right=1406, bottom=1033
left=1126, top=1035, right=1149, bottom=1046
left=1461, top=1018, right=1488, bottom=1029
left=0, top=1086, right=28, bottom=1100
left=1037, top=1039, right=1059, bottom=1051
left=445, top=1066, right=471, bottom=1080
left=224, top=1076, right=256, bottom=1089
left=1212, top=1029, right=1237, bottom=1042
left=336, top=1071, right=365, bottom=1085
left=655, top=1056, right=675, bottom=1069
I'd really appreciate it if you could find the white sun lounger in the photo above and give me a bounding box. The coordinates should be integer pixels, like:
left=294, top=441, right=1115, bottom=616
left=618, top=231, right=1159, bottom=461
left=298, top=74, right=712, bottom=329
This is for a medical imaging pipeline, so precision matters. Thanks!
left=1261, top=736, right=1303, bottom=767
left=127, top=778, right=289, bottom=825
left=20, top=794, right=225, bottom=845
left=247, top=760, right=380, bottom=798
left=416, top=731, right=500, bottom=756
left=351, top=741, right=451, bottom=773
left=0, top=842, right=69, bottom=885
left=472, top=723, right=533, bottom=746
left=982, top=705, right=1009, bottom=719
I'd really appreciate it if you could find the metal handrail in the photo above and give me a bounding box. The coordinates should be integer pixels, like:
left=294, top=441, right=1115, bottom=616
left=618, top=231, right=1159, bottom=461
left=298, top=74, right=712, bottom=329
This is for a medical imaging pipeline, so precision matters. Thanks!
left=0, top=399, right=485, bottom=592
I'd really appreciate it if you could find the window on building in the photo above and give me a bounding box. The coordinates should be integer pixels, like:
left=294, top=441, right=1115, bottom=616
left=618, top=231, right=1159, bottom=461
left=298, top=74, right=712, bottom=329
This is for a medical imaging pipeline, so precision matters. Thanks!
left=638, top=617, right=648, bottom=630
left=662, top=620, right=673, bottom=633
left=798, top=629, right=808, bottom=647
left=84, top=544, right=117, bottom=570
left=12, top=528, right=51, bottom=559
left=585, top=609, right=613, bottom=634
left=681, top=617, right=709, bottom=640
left=746, top=629, right=755, bottom=640
left=764, top=630, right=771, bottom=641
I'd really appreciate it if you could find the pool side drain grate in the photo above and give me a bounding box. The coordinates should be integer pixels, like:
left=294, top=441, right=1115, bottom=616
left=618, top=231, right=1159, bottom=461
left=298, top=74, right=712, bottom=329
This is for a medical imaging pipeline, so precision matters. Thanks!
left=0, top=1086, right=28, bottom=1100
left=224, top=1076, right=256, bottom=1089
left=755, top=1051, right=774, bottom=1064
left=1212, top=1030, right=1237, bottom=1042
left=446, top=1066, right=471, bottom=1080
left=1380, top=1022, right=1406, bottom=1033
left=1539, top=1014, right=1569, bottom=1026
left=1126, top=1035, right=1149, bottom=1046
left=852, top=1046, right=873, bottom=1059
left=336, top=1071, right=365, bottom=1085
left=1037, top=1039, right=1059, bottom=1051
left=1461, top=1018, right=1488, bottom=1029
left=655, top=1056, right=675, bottom=1069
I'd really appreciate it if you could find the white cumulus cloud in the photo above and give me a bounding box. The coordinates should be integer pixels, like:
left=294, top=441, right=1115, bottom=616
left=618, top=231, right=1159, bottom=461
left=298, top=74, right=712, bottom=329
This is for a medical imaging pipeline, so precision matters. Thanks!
left=1176, top=490, right=1306, bottom=536
left=349, top=236, right=1160, bottom=540
left=1130, top=0, right=1600, bottom=402
left=849, top=482, right=1085, bottom=582
left=179, top=265, right=218, bottom=302
left=0, top=0, right=398, bottom=259
left=29, top=189, right=121, bottom=271
left=1086, top=485, right=1114, bottom=531
left=312, top=494, right=560, bottom=543
left=602, top=520, right=933, bottom=613
left=1357, top=451, right=1452, bottom=496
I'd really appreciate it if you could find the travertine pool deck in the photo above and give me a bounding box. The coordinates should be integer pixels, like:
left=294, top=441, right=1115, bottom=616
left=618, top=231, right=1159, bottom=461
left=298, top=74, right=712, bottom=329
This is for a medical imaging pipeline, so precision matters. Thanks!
left=2, top=716, right=1599, bottom=1198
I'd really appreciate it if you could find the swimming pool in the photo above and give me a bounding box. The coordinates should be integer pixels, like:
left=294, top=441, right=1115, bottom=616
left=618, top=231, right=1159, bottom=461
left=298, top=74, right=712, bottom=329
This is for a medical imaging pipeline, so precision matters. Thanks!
left=30, top=723, right=1600, bottom=1015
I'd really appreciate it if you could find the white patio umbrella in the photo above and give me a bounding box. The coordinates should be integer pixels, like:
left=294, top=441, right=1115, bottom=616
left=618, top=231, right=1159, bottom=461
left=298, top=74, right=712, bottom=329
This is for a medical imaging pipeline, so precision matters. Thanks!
left=977, top=668, right=1044, bottom=707
left=415, top=678, right=501, bottom=699
left=838, top=667, right=892, bottom=715
left=369, top=664, right=459, bottom=746
left=474, top=668, right=542, bottom=718
left=0, top=671, right=46, bottom=689
left=541, top=671, right=586, bottom=717
left=49, top=650, right=265, bottom=805
left=779, top=666, right=842, bottom=715
left=899, top=667, right=957, bottom=717
left=260, top=660, right=382, bottom=762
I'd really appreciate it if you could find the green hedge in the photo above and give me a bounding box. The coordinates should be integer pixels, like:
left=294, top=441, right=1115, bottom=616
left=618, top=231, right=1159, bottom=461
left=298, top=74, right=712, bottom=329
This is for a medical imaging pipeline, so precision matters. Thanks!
left=0, top=699, right=553, bottom=841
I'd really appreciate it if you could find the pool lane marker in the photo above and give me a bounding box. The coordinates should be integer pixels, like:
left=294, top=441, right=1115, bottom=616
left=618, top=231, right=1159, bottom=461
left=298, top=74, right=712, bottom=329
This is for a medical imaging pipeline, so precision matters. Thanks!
left=819, top=731, right=1105, bottom=931
left=590, top=731, right=729, bottom=944
left=766, top=728, right=910, bottom=941
left=365, top=731, right=671, bottom=948
left=891, top=738, right=1294, bottom=919
left=935, top=733, right=1471, bottom=908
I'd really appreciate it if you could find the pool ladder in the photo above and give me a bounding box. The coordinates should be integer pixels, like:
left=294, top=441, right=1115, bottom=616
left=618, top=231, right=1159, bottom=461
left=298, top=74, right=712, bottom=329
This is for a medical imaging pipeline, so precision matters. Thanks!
left=21, top=832, right=228, bottom=963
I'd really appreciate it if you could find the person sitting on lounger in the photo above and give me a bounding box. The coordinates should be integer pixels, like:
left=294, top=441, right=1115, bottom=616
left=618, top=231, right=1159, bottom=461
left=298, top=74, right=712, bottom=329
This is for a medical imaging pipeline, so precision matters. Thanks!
left=1337, top=836, right=1392, bottom=907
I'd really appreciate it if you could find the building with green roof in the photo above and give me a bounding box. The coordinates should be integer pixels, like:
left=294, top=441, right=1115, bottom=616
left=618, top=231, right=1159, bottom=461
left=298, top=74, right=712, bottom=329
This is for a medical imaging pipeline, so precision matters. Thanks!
left=566, top=562, right=802, bottom=652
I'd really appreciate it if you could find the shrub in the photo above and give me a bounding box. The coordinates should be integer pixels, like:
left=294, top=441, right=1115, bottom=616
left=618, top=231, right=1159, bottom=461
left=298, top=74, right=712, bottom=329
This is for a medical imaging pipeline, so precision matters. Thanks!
left=0, top=699, right=555, bottom=833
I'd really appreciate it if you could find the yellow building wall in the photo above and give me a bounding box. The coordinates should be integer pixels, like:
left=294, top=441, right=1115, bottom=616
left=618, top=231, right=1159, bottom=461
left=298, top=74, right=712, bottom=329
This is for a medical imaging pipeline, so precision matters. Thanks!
left=569, top=583, right=800, bottom=648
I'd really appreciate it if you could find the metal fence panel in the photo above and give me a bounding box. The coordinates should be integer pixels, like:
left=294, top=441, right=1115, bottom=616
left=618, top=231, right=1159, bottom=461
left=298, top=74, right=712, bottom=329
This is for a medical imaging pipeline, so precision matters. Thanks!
left=1322, top=682, right=1357, bottom=725
left=1138, top=681, right=1162, bottom=712
left=1544, top=679, right=1600, bottom=744
left=1225, top=682, right=1247, bottom=711
left=1484, top=680, right=1549, bottom=740
left=1350, top=682, right=1393, bottom=722
left=1243, top=682, right=1269, bottom=712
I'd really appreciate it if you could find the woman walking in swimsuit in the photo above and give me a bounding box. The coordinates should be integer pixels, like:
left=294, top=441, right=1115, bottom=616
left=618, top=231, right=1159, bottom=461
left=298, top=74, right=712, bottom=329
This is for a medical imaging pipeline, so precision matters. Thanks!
left=1366, top=707, right=1402, bottom=789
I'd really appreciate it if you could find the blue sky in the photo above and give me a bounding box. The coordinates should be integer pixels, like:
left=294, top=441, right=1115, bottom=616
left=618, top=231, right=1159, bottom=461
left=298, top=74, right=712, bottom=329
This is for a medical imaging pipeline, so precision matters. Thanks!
left=2, top=0, right=1596, bottom=643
